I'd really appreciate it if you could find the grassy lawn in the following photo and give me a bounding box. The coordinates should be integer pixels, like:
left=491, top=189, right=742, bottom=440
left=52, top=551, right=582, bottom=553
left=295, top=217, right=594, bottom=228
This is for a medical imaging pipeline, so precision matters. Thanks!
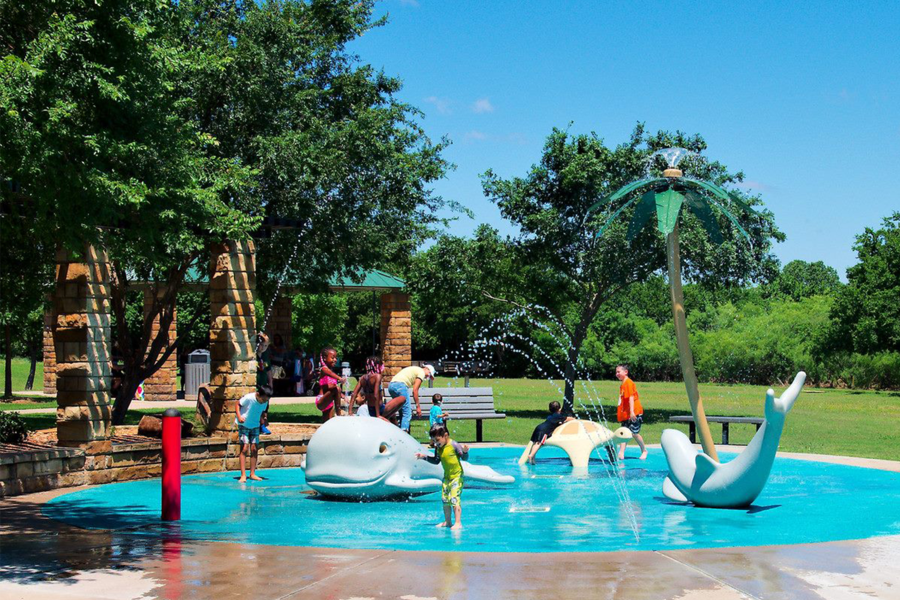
left=9, top=376, right=899, bottom=461
left=0, top=357, right=44, bottom=395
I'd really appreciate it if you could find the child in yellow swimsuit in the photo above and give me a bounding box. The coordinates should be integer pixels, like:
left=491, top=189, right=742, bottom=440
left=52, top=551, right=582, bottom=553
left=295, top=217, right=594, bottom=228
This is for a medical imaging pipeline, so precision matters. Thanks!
left=416, top=424, right=468, bottom=530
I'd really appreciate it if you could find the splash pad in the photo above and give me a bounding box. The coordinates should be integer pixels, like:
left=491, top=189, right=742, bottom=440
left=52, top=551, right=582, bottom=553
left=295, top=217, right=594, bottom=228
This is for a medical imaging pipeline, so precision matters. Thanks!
left=45, top=448, right=900, bottom=553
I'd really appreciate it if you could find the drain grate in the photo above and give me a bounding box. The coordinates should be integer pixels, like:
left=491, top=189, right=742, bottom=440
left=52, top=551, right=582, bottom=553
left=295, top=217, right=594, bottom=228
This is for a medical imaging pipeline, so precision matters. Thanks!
left=530, top=475, right=564, bottom=479
left=509, top=506, right=551, bottom=513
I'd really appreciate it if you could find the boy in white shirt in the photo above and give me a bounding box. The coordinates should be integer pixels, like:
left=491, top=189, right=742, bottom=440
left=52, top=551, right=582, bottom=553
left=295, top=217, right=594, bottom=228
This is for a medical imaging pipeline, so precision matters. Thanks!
left=235, top=385, right=273, bottom=482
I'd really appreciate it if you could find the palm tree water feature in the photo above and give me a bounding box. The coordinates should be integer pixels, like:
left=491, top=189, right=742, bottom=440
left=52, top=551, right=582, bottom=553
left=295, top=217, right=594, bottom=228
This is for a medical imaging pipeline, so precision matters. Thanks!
left=587, top=147, right=802, bottom=507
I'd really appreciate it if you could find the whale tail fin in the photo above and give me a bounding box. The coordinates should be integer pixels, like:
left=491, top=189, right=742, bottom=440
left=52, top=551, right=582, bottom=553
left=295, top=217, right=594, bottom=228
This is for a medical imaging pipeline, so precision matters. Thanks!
left=769, top=371, right=806, bottom=417
left=463, top=462, right=515, bottom=484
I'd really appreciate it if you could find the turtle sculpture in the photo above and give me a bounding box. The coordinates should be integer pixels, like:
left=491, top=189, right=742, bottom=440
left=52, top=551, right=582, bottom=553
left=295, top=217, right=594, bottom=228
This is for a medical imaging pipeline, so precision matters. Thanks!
left=518, top=420, right=633, bottom=468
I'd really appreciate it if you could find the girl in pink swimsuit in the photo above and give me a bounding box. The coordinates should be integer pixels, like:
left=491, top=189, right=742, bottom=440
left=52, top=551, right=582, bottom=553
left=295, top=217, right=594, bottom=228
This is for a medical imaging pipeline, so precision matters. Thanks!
left=316, top=347, right=344, bottom=422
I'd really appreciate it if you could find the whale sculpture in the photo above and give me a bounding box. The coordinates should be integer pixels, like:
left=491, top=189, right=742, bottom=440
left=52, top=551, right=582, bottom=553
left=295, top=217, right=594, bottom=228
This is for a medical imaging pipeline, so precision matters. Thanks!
left=517, top=420, right=633, bottom=468
left=302, top=416, right=514, bottom=499
left=661, top=371, right=806, bottom=508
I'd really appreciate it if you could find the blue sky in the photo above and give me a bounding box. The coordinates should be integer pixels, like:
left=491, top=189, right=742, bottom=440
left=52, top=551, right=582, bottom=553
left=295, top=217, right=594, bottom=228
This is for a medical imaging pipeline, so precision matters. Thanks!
left=350, top=0, right=900, bottom=278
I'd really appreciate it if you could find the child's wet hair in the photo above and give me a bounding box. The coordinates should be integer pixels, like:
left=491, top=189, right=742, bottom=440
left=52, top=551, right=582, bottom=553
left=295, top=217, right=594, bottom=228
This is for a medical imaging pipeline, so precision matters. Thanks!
left=549, top=400, right=561, bottom=413
left=320, top=346, right=336, bottom=361
left=429, top=424, right=448, bottom=438
left=257, top=385, right=273, bottom=398
left=617, top=363, right=630, bottom=373
left=365, top=356, right=384, bottom=374
left=432, top=393, right=443, bottom=404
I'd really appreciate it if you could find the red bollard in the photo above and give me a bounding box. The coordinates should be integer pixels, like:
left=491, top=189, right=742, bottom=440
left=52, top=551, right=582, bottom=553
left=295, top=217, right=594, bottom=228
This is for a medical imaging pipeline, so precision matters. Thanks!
left=162, top=408, right=182, bottom=521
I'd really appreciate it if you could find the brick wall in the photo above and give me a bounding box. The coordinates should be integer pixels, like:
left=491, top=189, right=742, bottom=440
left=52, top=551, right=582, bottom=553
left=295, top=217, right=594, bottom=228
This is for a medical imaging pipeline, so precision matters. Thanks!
left=52, top=245, right=112, bottom=452
left=380, top=292, right=412, bottom=378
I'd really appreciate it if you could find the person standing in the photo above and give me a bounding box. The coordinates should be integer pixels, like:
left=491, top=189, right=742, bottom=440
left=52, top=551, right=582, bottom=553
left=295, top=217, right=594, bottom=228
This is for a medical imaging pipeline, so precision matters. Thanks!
left=235, top=385, right=273, bottom=482
left=616, top=364, right=647, bottom=460
left=383, top=364, right=435, bottom=433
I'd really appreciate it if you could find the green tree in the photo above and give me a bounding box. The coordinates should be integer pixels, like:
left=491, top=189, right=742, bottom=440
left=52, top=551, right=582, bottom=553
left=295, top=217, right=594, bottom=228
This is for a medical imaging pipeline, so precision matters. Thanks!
left=482, top=125, right=782, bottom=437
left=179, top=0, right=453, bottom=301
left=819, top=213, right=900, bottom=355
left=1, top=0, right=258, bottom=420
left=769, top=260, right=841, bottom=300
left=2, top=0, right=450, bottom=422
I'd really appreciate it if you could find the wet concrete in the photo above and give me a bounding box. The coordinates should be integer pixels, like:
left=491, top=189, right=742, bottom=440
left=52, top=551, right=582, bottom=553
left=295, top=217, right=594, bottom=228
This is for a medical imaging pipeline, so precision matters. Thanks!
left=2, top=455, right=900, bottom=600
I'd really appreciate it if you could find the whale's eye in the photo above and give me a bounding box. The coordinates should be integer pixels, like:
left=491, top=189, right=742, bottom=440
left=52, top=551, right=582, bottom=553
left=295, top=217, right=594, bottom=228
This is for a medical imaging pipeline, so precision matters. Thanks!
left=379, top=443, right=388, bottom=454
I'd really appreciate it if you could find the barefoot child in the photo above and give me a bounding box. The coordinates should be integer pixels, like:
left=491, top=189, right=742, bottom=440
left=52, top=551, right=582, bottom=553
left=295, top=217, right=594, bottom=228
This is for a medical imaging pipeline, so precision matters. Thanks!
left=616, top=364, right=647, bottom=460
left=316, top=347, right=345, bottom=422
left=235, top=385, right=273, bottom=482
left=416, top=425, right=468, bottom=530
left=525, top=401, right=573, bottom=464
left=349, top=356, right=384, bottom=418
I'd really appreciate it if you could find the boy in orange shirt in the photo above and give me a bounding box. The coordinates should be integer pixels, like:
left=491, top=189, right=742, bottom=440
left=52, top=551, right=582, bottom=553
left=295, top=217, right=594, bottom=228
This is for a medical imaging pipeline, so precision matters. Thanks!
left=616, top=364, right=647, bottom=460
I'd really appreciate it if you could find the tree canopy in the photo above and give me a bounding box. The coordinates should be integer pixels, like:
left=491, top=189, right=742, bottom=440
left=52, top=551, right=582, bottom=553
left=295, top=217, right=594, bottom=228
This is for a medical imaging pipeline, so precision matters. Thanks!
left=820, top=213, right=900, bottom=355
left=479, top=124, right=784, bottom=407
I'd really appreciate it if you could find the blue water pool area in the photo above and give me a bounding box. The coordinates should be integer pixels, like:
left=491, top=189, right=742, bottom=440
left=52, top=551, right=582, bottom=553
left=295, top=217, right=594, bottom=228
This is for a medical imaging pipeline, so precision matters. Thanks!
left=44, top=447, right=900, bottom=553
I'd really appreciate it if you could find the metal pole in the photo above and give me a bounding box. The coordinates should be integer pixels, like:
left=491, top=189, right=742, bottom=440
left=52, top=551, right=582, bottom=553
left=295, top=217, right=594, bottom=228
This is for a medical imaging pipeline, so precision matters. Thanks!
left=162, top=408, right=182, bottom=521
left=372, top=291, right=377, bottom=355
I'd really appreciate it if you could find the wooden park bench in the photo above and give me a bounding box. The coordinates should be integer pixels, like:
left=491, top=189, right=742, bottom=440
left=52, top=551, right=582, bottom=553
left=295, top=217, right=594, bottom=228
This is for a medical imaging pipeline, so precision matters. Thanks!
left=409, top=386, right=505, bottom=442
left=668, top=415, right=765, bottom=445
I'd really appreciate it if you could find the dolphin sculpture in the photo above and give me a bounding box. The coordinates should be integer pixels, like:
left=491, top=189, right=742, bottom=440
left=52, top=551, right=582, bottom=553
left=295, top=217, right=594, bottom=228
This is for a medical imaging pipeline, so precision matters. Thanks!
left=518, top=420, right=633, bottom=468
left=301, top=416, right=514, bottom=499
left=661, top=371, right=806, bottom=508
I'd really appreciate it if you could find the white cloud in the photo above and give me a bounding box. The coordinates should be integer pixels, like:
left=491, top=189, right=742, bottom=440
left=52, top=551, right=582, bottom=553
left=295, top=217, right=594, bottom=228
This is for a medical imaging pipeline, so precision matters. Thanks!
left=464, top=130, right=487, bottom=141
left=424, top=95, right=452, bottom=115
left=399, top=0, right=419, bottom=6
left=471, top=97, right=495, bottom=114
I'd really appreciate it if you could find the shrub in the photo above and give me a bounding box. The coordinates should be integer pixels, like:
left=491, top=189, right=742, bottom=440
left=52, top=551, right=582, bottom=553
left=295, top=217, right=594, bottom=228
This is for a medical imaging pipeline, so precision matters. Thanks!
left=0, top=411, right=29, bottom=444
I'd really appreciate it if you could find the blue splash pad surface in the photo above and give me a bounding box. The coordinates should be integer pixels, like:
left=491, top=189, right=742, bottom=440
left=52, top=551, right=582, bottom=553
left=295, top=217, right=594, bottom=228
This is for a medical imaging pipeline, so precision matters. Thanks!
left=45, top=448, right=900, bottom=552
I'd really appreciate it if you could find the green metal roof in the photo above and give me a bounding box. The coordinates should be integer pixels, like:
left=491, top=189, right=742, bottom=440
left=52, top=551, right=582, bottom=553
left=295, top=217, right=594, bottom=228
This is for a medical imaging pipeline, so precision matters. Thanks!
left=328, top=269, right=405, bottom=292
left=132, top=266, right=404, bottom=293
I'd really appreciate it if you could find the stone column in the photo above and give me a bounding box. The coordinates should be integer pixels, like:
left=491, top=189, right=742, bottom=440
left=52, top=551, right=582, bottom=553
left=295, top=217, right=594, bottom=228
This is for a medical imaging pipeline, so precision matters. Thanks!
left=380, top=292, right=411, bottom=378
left=265, top=295, right=293, bottom=350
left=141, top=289, right=178, bottom=402
left=42, top=308, right=56, bottom=395
left=208, top=241, right=256, bottom=434
left=53, top=245, right=112, bottom=451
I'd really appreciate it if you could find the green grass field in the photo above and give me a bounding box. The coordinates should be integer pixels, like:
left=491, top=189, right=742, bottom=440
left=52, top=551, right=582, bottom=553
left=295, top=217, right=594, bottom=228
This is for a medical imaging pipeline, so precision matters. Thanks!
left=4, top=375, right=898, bottom=461
left=0, top=357, right=44, bottom=396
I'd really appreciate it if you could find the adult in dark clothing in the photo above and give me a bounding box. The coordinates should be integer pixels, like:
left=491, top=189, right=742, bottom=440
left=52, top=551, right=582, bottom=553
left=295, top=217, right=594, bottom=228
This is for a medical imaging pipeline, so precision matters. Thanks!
left=525, top=401, right=574, bottom=464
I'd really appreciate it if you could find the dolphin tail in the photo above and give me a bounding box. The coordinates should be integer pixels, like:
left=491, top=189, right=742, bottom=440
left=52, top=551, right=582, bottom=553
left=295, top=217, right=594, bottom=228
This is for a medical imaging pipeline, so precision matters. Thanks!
left=384, top=474, right=442, bottom=492
left=462, top=462, right=515, bottom=484
left=662, top=476, right=688, bottom=502
left=773, top=371, right=806, bottom=415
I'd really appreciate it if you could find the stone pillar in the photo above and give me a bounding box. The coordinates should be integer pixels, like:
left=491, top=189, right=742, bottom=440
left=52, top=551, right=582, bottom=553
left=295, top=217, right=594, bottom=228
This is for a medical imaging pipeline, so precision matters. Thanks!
left=265, top=295, right=292, bottom=350
left=53, top=245, right=112, bottom=450
left=380, top=292, right=411, bottom=378
left=141, top=289, right=178, bottom=402
left=208, top=241, right=256, bottom=434
left=42, top=308, right=56, bottom=395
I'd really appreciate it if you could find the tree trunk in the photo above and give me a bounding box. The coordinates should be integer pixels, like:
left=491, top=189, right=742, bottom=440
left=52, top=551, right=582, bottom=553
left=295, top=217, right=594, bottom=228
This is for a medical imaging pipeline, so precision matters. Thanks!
left=563, top=353, right=578, bottom=415
left=3, top=324, right=12, bottom=399
left=666, top=225, right=719, bottom=462
left=25, top=347, right=37, bottom=392
left=112, top=378, right=141, bottom=425
left=562, top=323, right=591, bottom=415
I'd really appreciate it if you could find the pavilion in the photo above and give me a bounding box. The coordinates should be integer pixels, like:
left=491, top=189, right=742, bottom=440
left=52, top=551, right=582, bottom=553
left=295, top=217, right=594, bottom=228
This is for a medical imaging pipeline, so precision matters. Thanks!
left=41, top=240, right=412, bottom=449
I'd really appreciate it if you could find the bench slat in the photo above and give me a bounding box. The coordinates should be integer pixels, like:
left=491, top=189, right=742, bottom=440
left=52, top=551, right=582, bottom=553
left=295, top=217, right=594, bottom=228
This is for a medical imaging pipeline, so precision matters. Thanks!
left=669, top=416, right=763, bottom=424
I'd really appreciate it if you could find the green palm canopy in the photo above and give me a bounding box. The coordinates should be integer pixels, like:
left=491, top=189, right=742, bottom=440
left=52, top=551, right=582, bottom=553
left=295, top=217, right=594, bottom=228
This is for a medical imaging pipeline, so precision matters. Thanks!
left=588, top=174, right=757, bottom=244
